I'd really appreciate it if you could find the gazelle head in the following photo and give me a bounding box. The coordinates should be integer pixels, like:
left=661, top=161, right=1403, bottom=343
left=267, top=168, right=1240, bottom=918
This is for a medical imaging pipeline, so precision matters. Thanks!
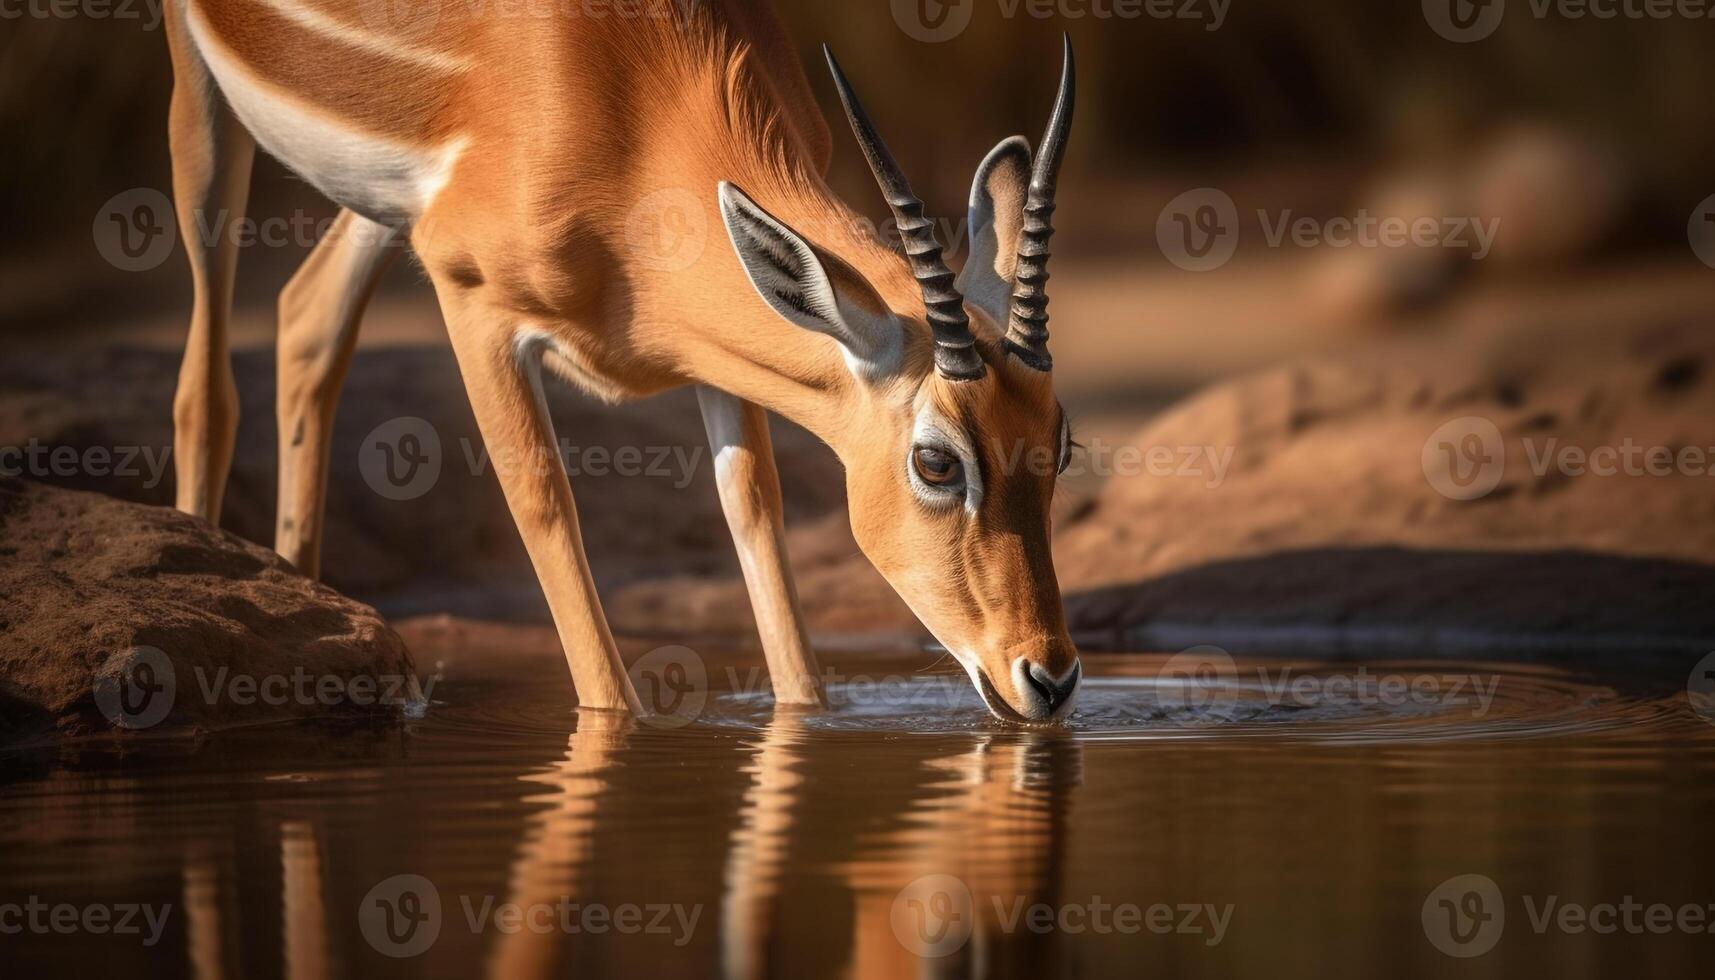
left=717, top=39, right=1081, bottom=723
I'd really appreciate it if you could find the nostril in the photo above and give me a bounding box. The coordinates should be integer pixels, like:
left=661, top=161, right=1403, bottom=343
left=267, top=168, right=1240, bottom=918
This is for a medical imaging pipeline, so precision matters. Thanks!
left=1023, top=667, right=1057, bottom=708
left=1025, top=659, right=1081, bottom=711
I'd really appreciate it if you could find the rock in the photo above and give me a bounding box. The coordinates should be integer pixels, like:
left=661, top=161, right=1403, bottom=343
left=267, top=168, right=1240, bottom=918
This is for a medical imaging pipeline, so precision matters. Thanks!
left=0, top=477, right=417, bottom=744
left=1054, top=314, right=1715, bottom=657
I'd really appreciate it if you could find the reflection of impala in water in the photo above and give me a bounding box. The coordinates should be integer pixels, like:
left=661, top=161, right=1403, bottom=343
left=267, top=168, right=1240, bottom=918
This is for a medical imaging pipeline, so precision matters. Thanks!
left=486, top=710, right=636, bottom=979
left=443, top=709, right=1083, bottom=978
left=170, top=706, right=1080, bottom=977
left=720, top=716, right=1081, bottom=978
left=159, top=0, right=1084, bottom=723
left=184, top=823, right=332, bottom=980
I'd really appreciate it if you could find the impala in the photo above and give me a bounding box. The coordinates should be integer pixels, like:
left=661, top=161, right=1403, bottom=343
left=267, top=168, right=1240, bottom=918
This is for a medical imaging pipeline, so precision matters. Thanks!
left=161, top=0, right=1082, bottom=722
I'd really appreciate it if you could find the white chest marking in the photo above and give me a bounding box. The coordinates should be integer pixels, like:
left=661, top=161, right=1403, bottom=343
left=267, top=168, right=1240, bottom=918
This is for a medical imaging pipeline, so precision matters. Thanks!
left=186, top=5, right=464, bottom=226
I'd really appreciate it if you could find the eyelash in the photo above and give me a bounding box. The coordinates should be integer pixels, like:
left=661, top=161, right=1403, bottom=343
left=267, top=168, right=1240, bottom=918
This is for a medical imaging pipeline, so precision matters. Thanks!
left=1059, top=412, right=1078, bottom=475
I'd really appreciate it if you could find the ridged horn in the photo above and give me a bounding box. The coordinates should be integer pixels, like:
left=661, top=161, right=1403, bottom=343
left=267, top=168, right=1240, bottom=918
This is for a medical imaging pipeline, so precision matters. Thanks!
left=824, top=45, right=984, bottom=381
left=1004, top=34, right=1075, bottom=372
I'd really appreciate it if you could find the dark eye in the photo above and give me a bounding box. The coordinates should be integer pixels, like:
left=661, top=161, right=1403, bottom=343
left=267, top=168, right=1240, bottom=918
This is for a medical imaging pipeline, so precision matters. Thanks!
left=912, top=447, right=963, bottom=487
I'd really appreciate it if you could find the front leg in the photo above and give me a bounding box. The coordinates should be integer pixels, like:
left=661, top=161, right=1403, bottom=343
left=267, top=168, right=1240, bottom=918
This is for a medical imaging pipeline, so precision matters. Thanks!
left=697, top=387, right=824, bottom=706
left=442, top=305, right=641, bottom=714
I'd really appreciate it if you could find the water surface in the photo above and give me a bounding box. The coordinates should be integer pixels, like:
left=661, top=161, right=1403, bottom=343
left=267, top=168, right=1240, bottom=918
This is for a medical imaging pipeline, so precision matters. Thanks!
left=3, top=625, right=1712, bottom=978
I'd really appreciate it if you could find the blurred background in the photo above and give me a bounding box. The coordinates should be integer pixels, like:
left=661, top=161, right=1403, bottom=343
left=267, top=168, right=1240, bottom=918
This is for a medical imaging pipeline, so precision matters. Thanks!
left=2, top=0, right=1713, bottom=646
left=8, top=2, right=1715, bottom=327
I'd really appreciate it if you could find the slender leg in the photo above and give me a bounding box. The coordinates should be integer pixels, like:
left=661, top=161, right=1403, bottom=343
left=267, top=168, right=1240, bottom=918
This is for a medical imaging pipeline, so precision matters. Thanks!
left=165, top=8, right=255, bottom=521
left=439, top=301, right=641, bottom=713
left=274, top=210, right=401, bottom=578
left=697, top=386, right=824, bottom=706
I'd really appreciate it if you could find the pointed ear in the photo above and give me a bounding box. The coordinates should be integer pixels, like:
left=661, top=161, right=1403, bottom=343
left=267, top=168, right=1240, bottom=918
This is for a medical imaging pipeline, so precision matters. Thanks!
left=718, top=181, right=903, bottom=380
left=956, top=136, right=1032, bottom=327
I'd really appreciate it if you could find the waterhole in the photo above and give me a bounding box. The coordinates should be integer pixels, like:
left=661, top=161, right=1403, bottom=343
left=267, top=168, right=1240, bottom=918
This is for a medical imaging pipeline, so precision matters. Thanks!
left=2, top=625, right=1711, bottom=978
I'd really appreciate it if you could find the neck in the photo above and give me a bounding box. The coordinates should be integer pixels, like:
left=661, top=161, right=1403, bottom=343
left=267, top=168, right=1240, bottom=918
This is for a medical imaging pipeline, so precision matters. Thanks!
left=589, top=14, right=926, bottom=452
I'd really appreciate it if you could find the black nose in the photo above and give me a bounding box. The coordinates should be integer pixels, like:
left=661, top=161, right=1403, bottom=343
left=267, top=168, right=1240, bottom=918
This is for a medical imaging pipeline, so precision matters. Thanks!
left=1022, top=659, right=1081, bottom=715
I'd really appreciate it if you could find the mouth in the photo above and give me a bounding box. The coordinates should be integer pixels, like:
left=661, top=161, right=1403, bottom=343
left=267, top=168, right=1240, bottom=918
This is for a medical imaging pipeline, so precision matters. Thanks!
left=972, top=668, right=1069, bottom=726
